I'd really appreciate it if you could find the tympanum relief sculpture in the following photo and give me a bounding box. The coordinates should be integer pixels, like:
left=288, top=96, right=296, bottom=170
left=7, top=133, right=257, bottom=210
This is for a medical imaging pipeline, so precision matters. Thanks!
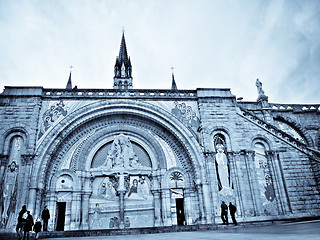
left=89, top=134, right=153, bottom=229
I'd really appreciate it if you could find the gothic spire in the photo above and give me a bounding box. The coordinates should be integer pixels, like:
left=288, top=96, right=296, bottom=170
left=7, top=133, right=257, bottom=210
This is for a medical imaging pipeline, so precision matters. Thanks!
left=114, top=32, right=133, bottom=89
left=66, top=71, right=72, bottom=90
left=119, top=32, right=128, bottom=62
left=171, top=72, right=178, bottom=90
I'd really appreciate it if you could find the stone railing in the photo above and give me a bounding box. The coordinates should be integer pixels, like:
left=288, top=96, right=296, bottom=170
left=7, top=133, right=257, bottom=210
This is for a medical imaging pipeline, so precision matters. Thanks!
left=238, top=107, right=320, bottom=161
left=270, top=103, right=320, bottom=112
left=237, top=102, right=320, bottom=113
left=42, top=89, right=197, bottom=99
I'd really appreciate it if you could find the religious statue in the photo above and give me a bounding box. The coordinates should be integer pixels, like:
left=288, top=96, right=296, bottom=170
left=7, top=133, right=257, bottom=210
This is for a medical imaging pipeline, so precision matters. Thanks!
left=100, top=134, right=150, bottom=170
left=216, top=143, right=230, bottom=189
left=137, top=176, right=150, bottom=198
left=2, top=161, right=18, bottom=224
left=126, top=177, right=151, bottom=200
left=127, top=179, right=138, bottom=197
left=256, top=78, right=268, bottom=102
left=214, top=136, right=232, bottom=192
left=100, top=179, right=116, bottom=200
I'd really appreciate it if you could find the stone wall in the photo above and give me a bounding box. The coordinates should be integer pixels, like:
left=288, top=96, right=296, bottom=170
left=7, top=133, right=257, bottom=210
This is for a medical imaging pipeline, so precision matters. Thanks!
left=0, top=86, right=319, bottom=231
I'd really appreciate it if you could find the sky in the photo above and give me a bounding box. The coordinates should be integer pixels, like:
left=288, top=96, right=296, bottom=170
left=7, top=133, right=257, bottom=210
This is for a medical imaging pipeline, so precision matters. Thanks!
left=0, top=0, right=319, bottom=104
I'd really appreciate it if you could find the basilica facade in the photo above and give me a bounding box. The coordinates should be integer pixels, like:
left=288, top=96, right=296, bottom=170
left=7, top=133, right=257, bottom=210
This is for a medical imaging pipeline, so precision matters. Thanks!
left=1, top=33, right=320, bottom=231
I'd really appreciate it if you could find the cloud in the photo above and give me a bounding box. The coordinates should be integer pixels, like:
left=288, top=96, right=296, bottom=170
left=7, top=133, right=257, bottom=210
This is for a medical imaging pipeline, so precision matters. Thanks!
left=0, top=0, right=319, bottom=103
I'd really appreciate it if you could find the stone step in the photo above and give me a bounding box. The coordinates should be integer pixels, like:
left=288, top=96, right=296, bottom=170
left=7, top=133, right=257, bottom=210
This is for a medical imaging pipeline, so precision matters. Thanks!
left=1, top=216, right=320, bottom=240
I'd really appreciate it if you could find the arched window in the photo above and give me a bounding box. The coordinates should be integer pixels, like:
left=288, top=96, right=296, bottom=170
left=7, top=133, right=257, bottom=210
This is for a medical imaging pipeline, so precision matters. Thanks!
left=213, top=134, right=232, bottom=191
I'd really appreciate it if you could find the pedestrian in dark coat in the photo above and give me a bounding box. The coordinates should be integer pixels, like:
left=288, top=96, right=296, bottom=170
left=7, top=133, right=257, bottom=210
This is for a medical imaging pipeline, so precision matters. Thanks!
left=41, top=206, right=50, bottom=231
left=33, top=219, right=42, bottom=240
left=229, top=202, right=238, bottom=226
left=221, top=201, right=228, bottom=225
left=16, top=205, right=27, bottom=240
left=23, top=211, right=34, bottom=240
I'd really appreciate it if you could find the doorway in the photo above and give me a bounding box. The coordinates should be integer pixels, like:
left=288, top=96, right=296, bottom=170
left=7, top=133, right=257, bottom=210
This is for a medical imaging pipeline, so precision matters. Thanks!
left=176, top=198, right=185, bottom=226
left=56, top=202, right=66, bottom=231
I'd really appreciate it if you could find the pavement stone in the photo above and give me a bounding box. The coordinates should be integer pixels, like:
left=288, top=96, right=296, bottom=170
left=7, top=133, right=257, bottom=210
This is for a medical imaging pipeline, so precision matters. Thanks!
left=39, top=220, right=320, bottom=240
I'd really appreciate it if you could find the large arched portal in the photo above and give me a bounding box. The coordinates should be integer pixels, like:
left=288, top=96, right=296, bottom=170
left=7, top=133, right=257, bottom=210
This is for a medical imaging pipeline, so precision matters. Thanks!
left=29, top=100, right=207, bottom=230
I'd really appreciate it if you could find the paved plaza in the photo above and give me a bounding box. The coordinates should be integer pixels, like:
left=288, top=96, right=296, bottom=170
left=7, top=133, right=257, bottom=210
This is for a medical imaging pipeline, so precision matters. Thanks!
left=42, top=220, right=320, bottom=240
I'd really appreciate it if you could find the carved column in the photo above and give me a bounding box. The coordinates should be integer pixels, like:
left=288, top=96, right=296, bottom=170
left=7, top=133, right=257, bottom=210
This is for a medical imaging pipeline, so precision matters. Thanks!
left=116, top=172, right=128, bottom=228
left=195, top=179, right=206, bottom=224
left=118, top=191, right=126, bottom=228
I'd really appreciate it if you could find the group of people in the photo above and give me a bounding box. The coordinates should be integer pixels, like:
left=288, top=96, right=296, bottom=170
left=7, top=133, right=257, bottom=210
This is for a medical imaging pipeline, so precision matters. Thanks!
left=220, top=201, right=237, bottom=226
left=16, top=205, right=50, bottom=240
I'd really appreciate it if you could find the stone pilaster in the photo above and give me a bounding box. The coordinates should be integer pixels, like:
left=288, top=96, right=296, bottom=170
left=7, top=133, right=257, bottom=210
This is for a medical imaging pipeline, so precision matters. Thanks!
left=195, top=179, right=206, bottom=224
left=184, top=187, right=195, bottom=225
left=202, top=182, right=213, bottom=223
left=266, top=151, right=291, bottom=214
left=71, top=192, right=81, bottom=229
left=81, top=172, right=92, bottom=230
left=245, top=151, right=263, bottom=216
left=81, top=193, right=90, bottom=230
left=47, top=191, right=57, bottom=231
left=22, top=154, right=35, bottom=213
left=238, top=150, right=256, bottom=216
left=204, top=151, right=217, bottom=223
left=227, top=152, right=243, bottom=217
left=152, top=190, right=162, bottom=226
left=161, top=189, right=172, bottom=226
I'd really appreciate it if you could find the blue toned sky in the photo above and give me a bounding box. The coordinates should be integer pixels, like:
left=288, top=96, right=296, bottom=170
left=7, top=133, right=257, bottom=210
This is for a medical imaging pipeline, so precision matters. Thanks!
left=0, top=0, right=319, bottom=103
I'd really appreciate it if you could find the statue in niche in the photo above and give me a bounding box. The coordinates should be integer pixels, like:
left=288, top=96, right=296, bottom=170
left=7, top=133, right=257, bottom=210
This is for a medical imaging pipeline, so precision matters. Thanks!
left=1, top=161, right=19, bottom=225
left=214, top=136, right=232, bottom=192
left=100, top=134, right=150, bottom=170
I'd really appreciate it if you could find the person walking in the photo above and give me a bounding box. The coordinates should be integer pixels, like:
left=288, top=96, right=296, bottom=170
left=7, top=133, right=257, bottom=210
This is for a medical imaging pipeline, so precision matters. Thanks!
left=41, top=206, right=50, bottom=231
left=23, top=211, right=34, bottom=240
left=33, top=219, right=42, bottom=240
left=16, top=205, right=27, bottom=240
left=221, top=201, right=228, bottom=225
left=229, top=202, right=238, bottom=226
